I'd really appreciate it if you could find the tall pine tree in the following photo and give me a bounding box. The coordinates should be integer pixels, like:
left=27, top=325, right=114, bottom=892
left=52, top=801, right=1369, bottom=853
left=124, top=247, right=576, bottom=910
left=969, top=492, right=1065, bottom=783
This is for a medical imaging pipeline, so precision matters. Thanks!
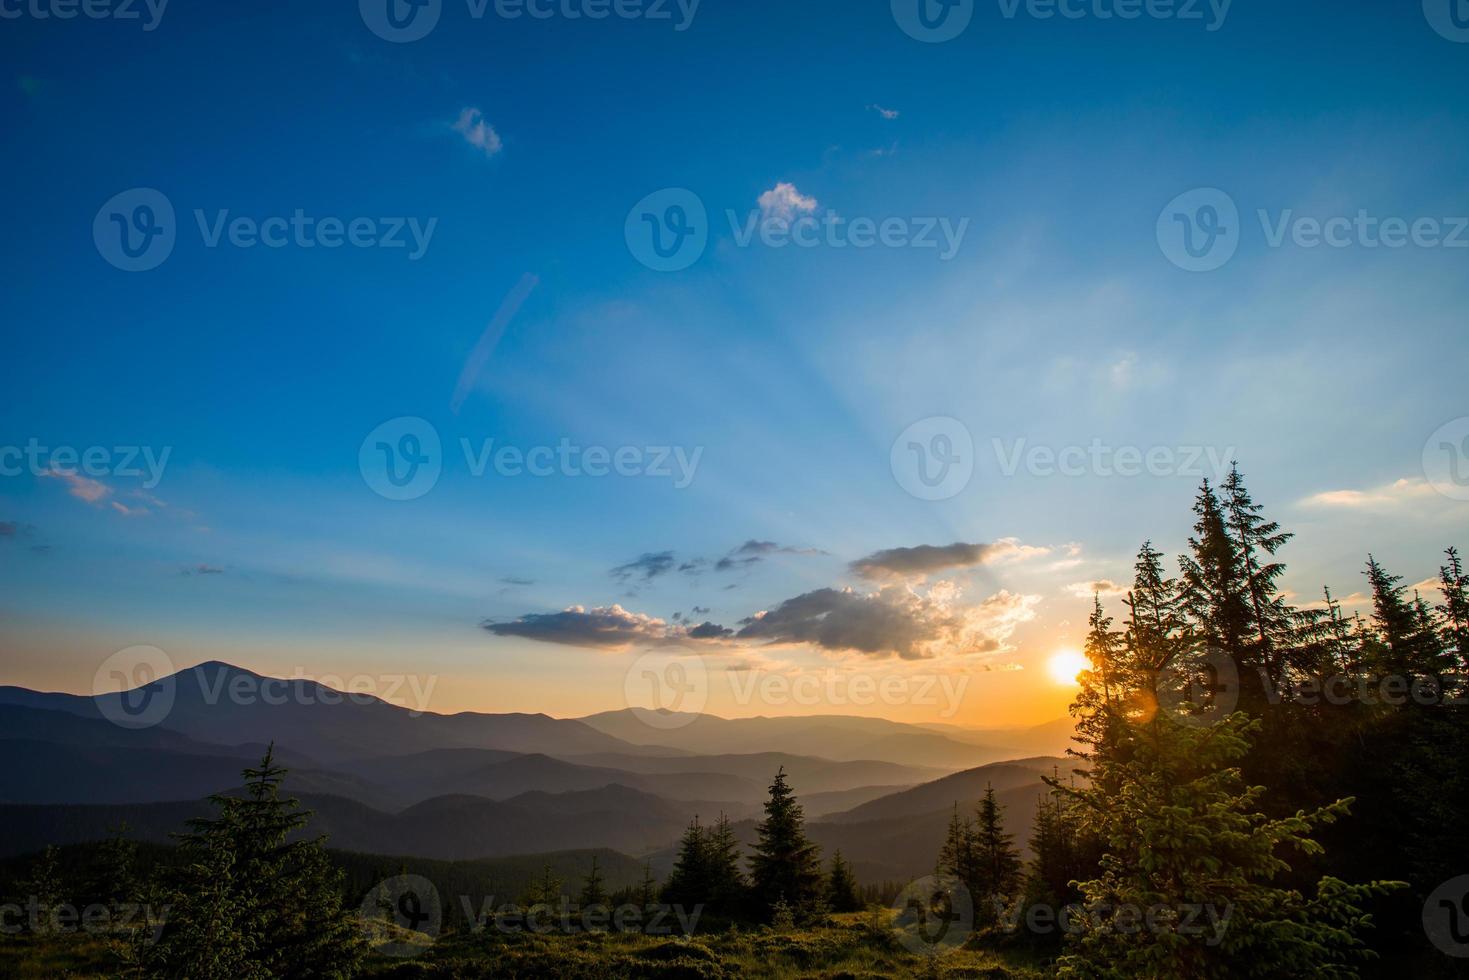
left=748, top=768, right=824, bottom=921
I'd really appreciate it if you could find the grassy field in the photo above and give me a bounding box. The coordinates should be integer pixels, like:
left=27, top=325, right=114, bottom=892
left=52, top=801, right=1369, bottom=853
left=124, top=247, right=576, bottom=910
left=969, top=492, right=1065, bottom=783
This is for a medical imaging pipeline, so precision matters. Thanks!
left=0, top=913, right=1051, bottom=979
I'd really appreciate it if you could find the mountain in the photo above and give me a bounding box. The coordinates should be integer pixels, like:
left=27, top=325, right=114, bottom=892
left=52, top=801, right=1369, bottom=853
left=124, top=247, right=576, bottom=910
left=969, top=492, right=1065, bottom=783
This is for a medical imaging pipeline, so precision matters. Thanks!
left=555, top=751, right=945, bottom=797
left=800, top=784, right=917, bottom=820
left=0, top=784, right=702, bottom=862
left=573, top=710, right=1010, bottom=769
left=0, top=662, right=657, bottom=764
left=335, top=749, right=759, bottom=810
left=821, top=756, right=1066, bottom=824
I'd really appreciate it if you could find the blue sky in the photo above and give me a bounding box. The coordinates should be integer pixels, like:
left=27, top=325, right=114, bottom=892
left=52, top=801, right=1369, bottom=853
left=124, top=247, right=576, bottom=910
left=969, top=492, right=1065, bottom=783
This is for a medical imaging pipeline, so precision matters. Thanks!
left=3, top=0, right=1467, bottom=724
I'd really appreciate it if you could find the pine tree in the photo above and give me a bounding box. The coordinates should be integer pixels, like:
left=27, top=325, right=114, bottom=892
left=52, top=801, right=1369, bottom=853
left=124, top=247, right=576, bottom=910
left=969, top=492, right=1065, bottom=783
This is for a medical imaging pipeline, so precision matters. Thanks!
left=579, top=855, right=608, bottom=909
left=1178, top=481, right=1253, bottom=665
left=972, top=784, right=1022, bottom=922
left=1437, top=547, right=1469, bottom=669
left=705, top=812, right=747, bottom=917
left=149, top=746, right=365, bottom=979
left=524, top=864, right=564, bottom=907
left=18, top=845, right=64, bottom=936
left=91, top=822, right=139, bottom=916
left=936, top=802, right=975, bottom=883
left=1364, top=555, right=1442, bottom=676
left=1220, top=464, right=1298, bottom=682
left=661, top=817, right=709, bottom=910
left=825, top=851, right=861, bottom=913
left=1058, top=711, right=1399, bottom=978
left=748, top=768, right=824, bottom=921
left=638, top=861, right=658, bottom=910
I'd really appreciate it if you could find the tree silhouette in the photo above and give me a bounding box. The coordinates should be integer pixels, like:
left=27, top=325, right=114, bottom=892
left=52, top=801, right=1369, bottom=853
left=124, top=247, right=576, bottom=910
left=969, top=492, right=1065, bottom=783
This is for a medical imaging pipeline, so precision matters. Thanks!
left=748, top=768, right=823, bottom=922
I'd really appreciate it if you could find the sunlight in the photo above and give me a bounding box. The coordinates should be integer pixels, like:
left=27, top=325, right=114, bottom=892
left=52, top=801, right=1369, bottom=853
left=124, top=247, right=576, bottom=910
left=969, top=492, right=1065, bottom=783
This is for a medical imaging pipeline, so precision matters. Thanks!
left=1047, top=648, right=1090, bottom=686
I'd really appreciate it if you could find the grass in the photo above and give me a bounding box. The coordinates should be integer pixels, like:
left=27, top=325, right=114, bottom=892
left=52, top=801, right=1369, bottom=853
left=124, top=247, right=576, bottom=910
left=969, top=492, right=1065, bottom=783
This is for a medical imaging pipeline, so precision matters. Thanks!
left=0, top=912, right=1054, bottom=979
left=361, top=912, right=1053, bottom=979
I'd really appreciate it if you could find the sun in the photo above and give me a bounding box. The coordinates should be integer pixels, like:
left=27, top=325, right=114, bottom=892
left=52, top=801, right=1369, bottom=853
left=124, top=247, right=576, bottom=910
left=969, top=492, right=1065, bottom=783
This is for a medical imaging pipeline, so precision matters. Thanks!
left=1047, top=649, right=1090, bottom=686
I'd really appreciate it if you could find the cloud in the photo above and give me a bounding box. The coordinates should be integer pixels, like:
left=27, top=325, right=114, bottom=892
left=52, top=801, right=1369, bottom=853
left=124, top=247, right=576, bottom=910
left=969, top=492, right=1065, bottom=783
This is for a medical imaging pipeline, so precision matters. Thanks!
left=500, top=576, right=535, bottom=587
left=610, top=551, right=676, bottom=584
left=688, top=620, right=734, bottom=640
left=1299, top=477, right=1440, bottom=511
left=38, top=467, right=111, bottom=504
left=452, top=107, right=503, bottom=157
left=850, top=538, right=1048, bottom=580
left=735, top=584, right=1038, bottom=660
left=868, top=104, right=900, bottom=119
left=482, top=604, right=685, bottom=649
left=757, top=182, right=818, bottom=224
left=0, top=522, right=17, bottom=538
left=1067, top=579, right=1127, bottom=598
left=182, top=564, right=225, bottom=575
left=680, top=541, right=826, bottom=575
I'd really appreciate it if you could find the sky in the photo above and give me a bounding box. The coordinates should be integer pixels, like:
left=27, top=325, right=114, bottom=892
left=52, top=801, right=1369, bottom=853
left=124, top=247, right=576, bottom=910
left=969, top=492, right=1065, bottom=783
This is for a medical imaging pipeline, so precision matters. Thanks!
left=2, top=0, right=1468, bottom=728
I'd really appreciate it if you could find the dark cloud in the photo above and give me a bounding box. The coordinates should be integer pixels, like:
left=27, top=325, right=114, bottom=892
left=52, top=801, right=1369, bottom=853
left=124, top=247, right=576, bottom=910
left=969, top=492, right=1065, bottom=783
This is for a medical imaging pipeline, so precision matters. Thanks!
left=688, top=620, right=734, bottom=639
left=500, top=576, right=536, bottom=587
left=611, top=551, right=676, bottom=584
left=482, top=604, right=678, bottom=649
left=182, top=564, right=225, bottom=576
left=0, top=522, right=16, bottom=538
left=850, top=539, right=1047, bottom=580
left=735, top=585, right=1037, bottom=660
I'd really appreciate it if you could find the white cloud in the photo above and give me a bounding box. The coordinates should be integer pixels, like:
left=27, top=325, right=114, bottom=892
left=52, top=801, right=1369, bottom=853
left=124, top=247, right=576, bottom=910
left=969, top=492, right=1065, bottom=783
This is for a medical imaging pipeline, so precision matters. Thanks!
left=1300, top=477, right=1440, bottom=511
left=452, top=107, right=503, bottom=157
left=757, top=182, right=818, bottom=223
left=868, top=104, right=900, bottom=120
